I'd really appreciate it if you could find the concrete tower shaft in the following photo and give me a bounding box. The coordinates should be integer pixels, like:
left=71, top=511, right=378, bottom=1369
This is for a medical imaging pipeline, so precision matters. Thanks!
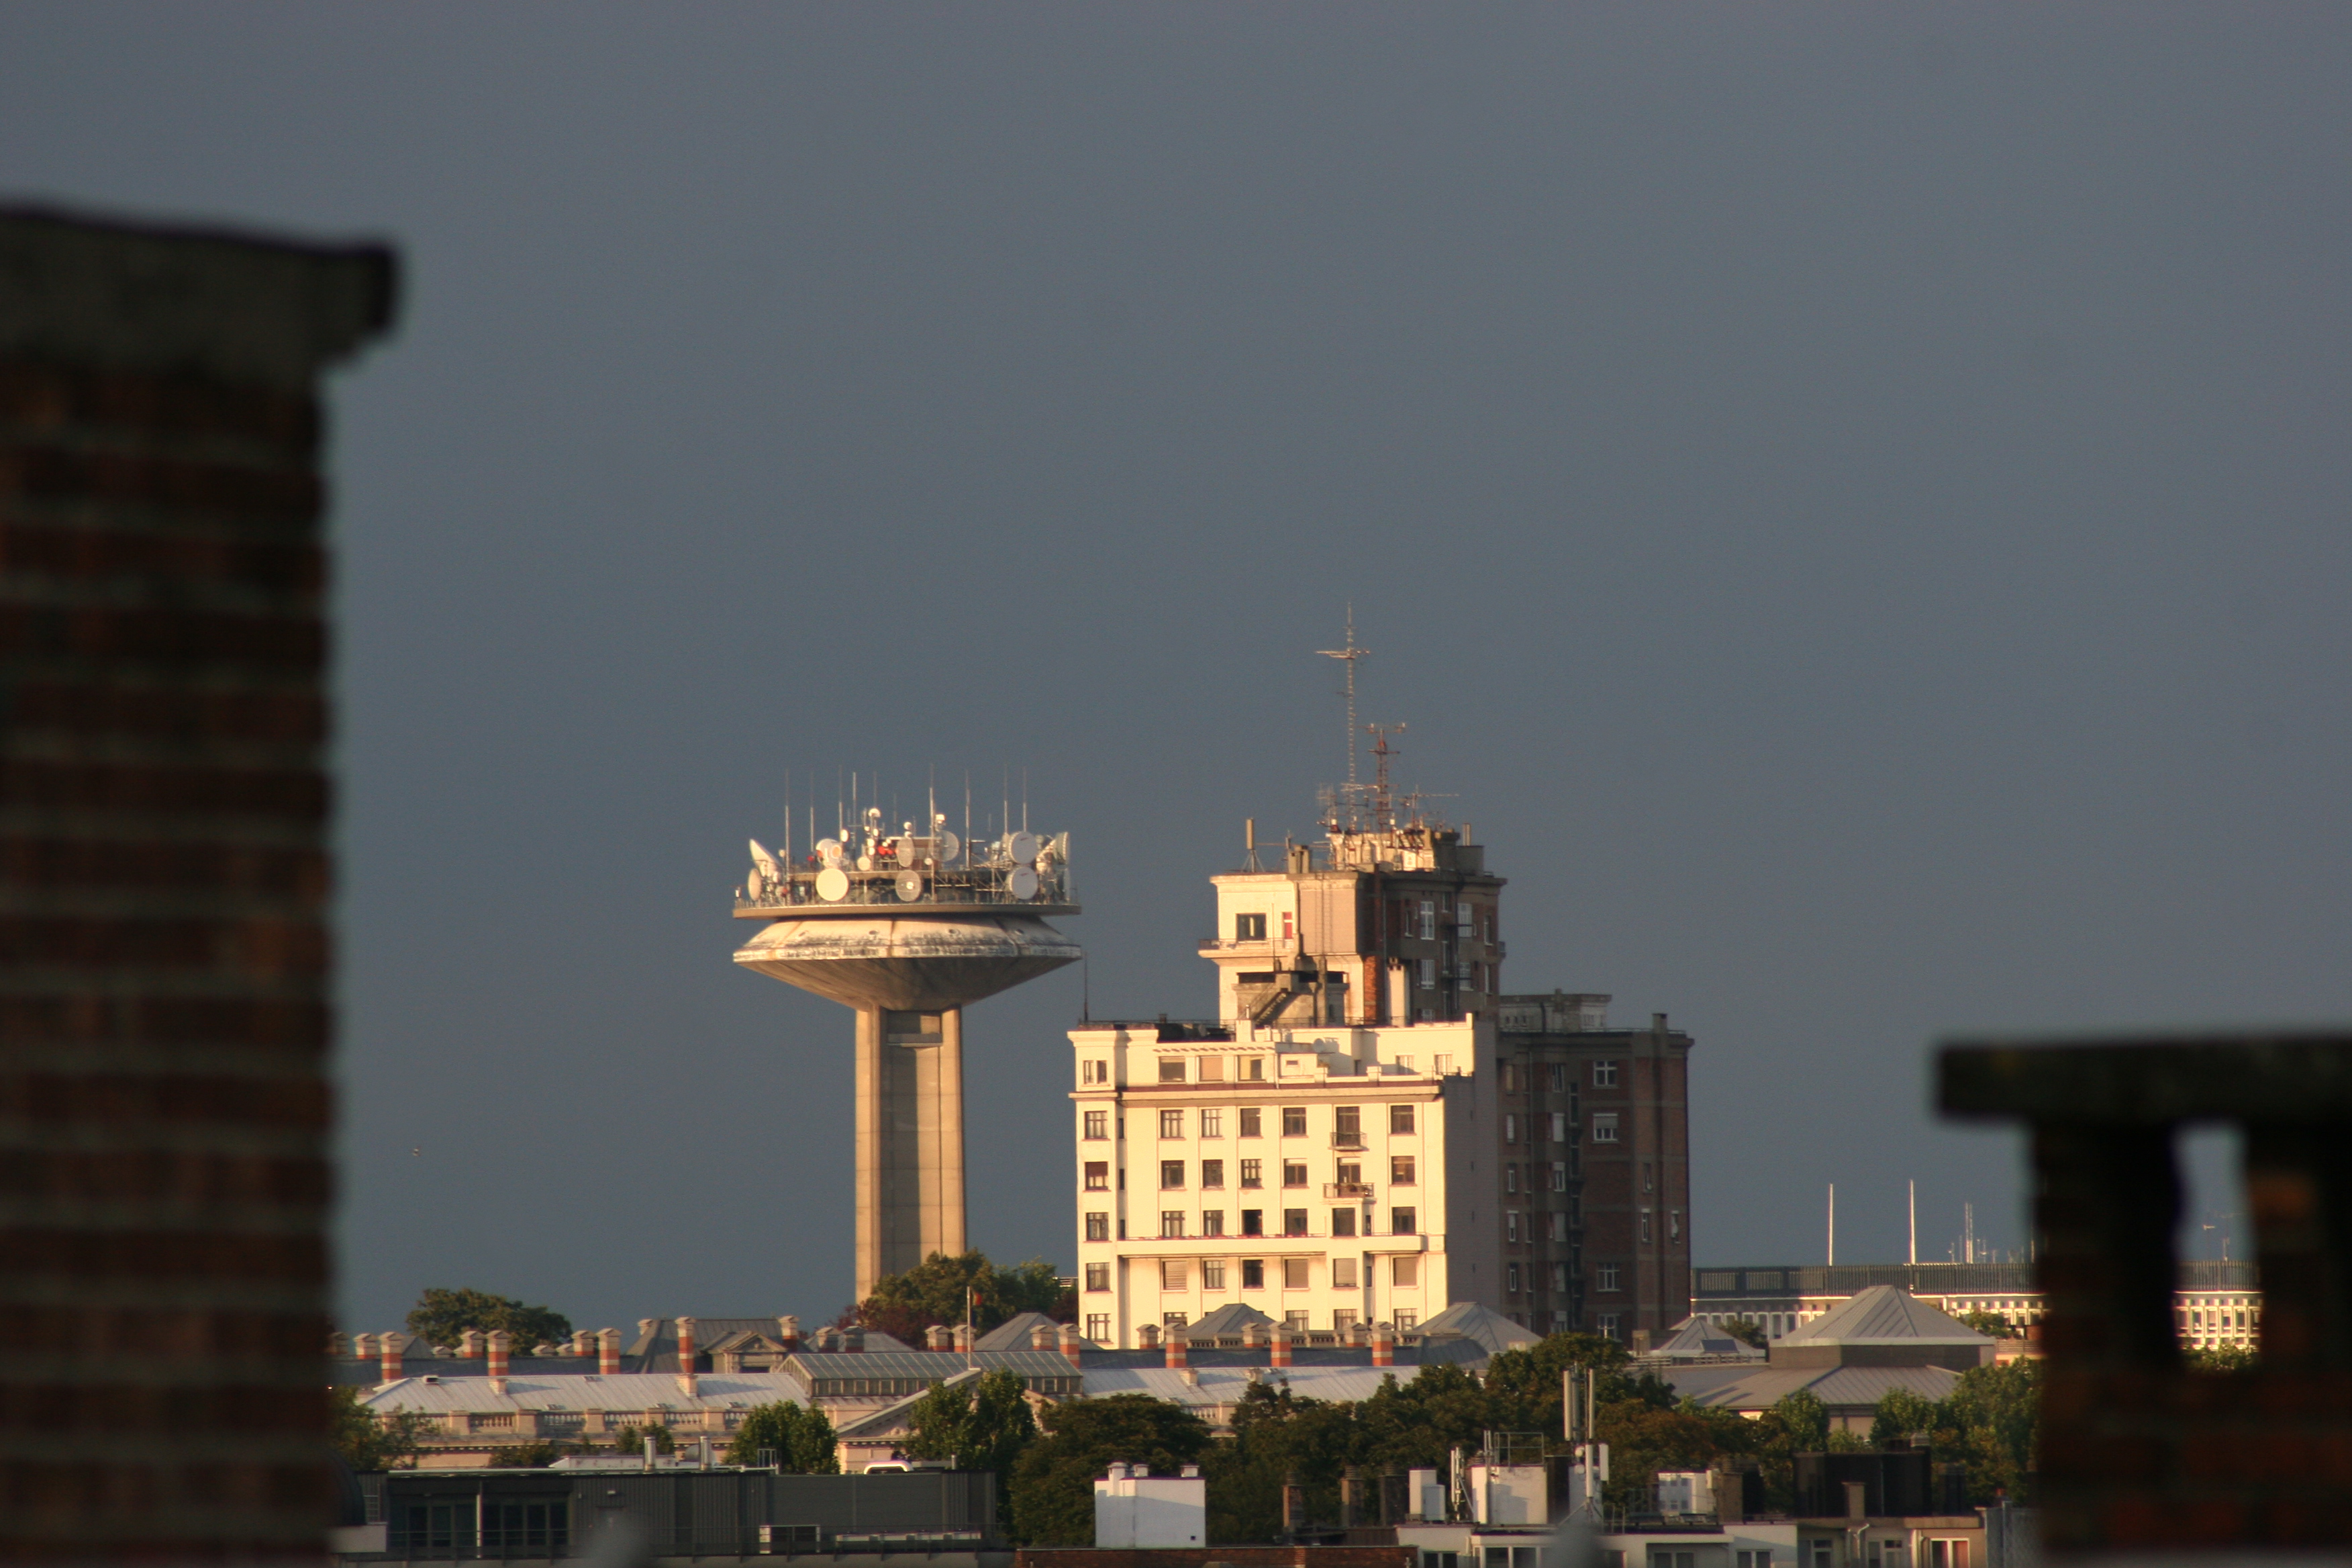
left=731, top=818, right=1078, bottom=1299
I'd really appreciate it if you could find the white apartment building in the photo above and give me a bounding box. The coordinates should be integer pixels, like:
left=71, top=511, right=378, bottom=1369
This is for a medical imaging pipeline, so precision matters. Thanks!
left=1068, top=1017, right=1504, bottom=1348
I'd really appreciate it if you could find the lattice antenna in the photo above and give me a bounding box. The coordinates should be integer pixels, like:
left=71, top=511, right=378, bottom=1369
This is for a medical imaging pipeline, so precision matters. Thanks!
left=1317, top=605, right=1370, bottom=793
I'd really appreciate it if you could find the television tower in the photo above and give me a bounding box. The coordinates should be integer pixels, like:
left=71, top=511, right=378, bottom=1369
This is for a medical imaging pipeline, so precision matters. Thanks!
left=732, top=789, right=1079, bottom=1300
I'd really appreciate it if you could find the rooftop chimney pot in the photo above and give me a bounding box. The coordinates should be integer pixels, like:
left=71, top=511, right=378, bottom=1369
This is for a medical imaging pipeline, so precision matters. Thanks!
left=1059, top=1322, right=1085, bottom=1367
left=598, top=1328, right=621, bottom=1375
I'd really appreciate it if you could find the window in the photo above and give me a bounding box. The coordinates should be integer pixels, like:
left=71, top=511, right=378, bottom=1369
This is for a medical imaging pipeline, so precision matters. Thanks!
left=1282, top=1257, right=1310, bottom=1289
left=1201, top=1159, right=1225, bottom=1188
left=1457, top=901, right=1473, bottom=933
left=1159, top=1059, right=1187, bottom=1084
left=1242, top=1210, right=1263, bottom=1236
left=1197, top=1057, right=1225, bottom=1082
left=1505, top=1114, right=1518, bottom=1144
left=1160, top=1259, right=1187, bottom=1289
left=1394, top=1310, right=1418, bottom=1332
left=1737, top=1552, right=1773, bottom=1568
left=1242, top=1259, right=1265, bottom=1289
left=1334, top=1106, right=1362, bottom=1142
left=1391, top=1206, right=1416, bottom=1234
left=1332, top=1259, right=1358, bottom=1289
left=1506, top=1262, right=1522, bottom=1293
left=1927, top=1543, right=1970, bottom=1568
left=1552, top=1263, right=1568, bottom=1291
left=1594, top=1060, right=1618, bottom=1087
left=1506, top=1212, right=1520, bottom=1241
left=1551, top=1162, right=1568, bottom=1192
left=1085, top=1263, right=1110, bottom=1292
left=1670, top=1210, right=1681, bottom=1242
left=1433, top=1053, right=1451, bottom=1074
left=1391, top=1155, right=1417, bottom=1185
left=1081, top=1060, right=1108, bottom=1085
left=1240, top=1159, right=1263, bottom=1188
left=1086, top=1313, right=1110, bottom=1342
left=1551, top=1112, right=1568, bottom=1142
left=1640, top=1210, right=1653, bottom=1243
left=1549, top=1212, right=1569, bottom=1242
left=1332, top=1208, right=1357, bottom=1237
left=1549, top=1064, right=1567, bottom=1091
left=1201, top=1210, right=1226, bottom=1237
left=1283, top=1209, right=1309, bottom=1236
left=1392, top=1256, right=1419, bottom=1287
left=1418, top=900, right=1436, bottom=940
left=1159, top=1110, right=1185, bottom=1138
left=1285, top=1310, right=1310, bottom=1330
left=1598, top=1314, right=1620, bottom=1340
left=1239, top=1108, right=1263, bottom=1137
left=1418, top=959, right=1436, bottom=989
left=1335, top=1160, right=1362, bottom=1185
left=1643, top=1161, right=1653, bottom=1193
left=1084, top=1110, right=1108, bottom=1140
left=1281, top=1107, right=1308, bottom=1136
left=1281, top=911, right=1294, bottom=941
left=1085, top=1212, right=1110, bottom=1241
left=1236, top=912, right=1266, bottom=941
left=1200, top=1109, right=1223, bottom=1137
left=1282, top=1161, right=1308, bottom=1187
left=1161, top=1212, right=1186, bottom=1238
left=1592, top=1112, right=1619, bottom=1144
left=1389, top=1104, right=1416, bottom=1134
left=1202, top=1259, right=1227, bottom=1290
left=1332, top=1308, right=1359, bottom=1332
left=1164, top=1312, right=1190, bottom=1331
left=1083, top=1161, right=1109, bottom=1191
left=1161, top=1161, right=1185, bottom=1189
left=1598, top=1263, right=1621, bottom=1292
left=1240, top=1056, right=1267, bottom=1081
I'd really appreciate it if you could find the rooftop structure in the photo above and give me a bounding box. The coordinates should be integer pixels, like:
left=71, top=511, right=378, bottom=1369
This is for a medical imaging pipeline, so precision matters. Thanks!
left=730, top=783, right=1081, bottom=1297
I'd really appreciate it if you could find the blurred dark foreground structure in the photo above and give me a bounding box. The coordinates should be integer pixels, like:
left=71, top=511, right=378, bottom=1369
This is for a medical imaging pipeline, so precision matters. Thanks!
left=0, top=206, right=394, bottom=1563
left=1942, top=1032, right=2352, bottom=1561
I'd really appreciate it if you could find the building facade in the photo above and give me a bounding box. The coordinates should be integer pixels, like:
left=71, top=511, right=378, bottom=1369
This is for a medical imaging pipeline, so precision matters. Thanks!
left=1068, top=1017, right=1502, bottom=1346
left=1491, top=994, right=1694, bottom=1340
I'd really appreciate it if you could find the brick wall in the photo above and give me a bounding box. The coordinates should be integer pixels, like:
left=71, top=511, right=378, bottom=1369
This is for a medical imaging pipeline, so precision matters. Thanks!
left=0, top=207, right=393, bottom=1564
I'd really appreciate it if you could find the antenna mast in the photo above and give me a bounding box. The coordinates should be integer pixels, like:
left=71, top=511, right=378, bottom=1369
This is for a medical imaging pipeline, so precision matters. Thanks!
left=1317, top=605, right=1370, bottom=800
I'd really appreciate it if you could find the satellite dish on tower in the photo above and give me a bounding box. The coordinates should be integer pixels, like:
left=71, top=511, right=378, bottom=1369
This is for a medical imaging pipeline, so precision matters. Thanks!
left=815, top=867, right=850, bottom=903
left=936, top=829, right=961, bottom=864
left=895, top=870, right=924, bottom=902
left=1006, top=831, right=1040, bottom=866
left=816, top=838, right=845, bottom=869
left=748, top=840, right=780, bottom=880
left=1008, top=865, right=1040, bottom=900
left=746, top=871, right=763, bottom=899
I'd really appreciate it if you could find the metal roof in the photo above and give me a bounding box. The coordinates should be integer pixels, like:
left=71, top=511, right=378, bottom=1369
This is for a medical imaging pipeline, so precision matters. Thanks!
left=1413, top=1301, right=1542, bottom=1355
left=1649, top=1318, right=1764, bottom=1360
left=360, top=1372, right=807, bottom=1414
left=1777, top=1285, right=1992, bottom=1347
left=1081, top=1365, right=1416, bottom=1407
left=1663, top=1361, right=1962, bottom=1414
left=971, top=1313, right=1071, bottom=1352
left=787, top=1351, right=1081, bottom=1387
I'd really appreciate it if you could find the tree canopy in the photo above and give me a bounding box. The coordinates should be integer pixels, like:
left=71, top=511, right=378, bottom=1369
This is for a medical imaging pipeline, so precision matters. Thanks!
left=405, top=1287, right=573, bottom=1352
left=1007, top=1394, right=1211, bottom=1546
left=724, top=1402, right=838, bottom=1472
left=328, top=1385, right=429, bottom=1472
left=854, top=1252, right=1073, bottom=1344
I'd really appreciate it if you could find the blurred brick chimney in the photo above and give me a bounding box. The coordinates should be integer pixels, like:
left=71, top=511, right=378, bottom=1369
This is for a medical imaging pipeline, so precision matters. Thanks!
left=1031, top=1324, right=1055, bottom=1351
left=1372, top=1321, right=1395, bottom=1367
left=1138, top=1324, right=1161, bottom=1350
left=351, top=1333, right=374, bottom=1361
left=598, top=1328, right=621, bottom=1375
left=778, top=1315, right=803, bottom=1351
left=952, top=1324, right=974, bottom=1353
left=925, top=1326, right=951, bottom=1351
left=379, top=1332, right=407, bottom=1384
left=1242, top=1322, right=1269, bottom=1349
left=1059, top=1323, right=1084, bottom=1367
left=675, top=1317, right=697, bottom=1397
left=1165, top=1327, right=1188, bottom=1369
left=458, top=1329, right=484, bottom=1360
left=568, top=1330, right=593, bottom=1359
left=487, top=1330, right=510, bottom=1395
left=1345, top=1321, right=1369, bottom=1349
left=1271, top=1324, right=1295, bottom=1367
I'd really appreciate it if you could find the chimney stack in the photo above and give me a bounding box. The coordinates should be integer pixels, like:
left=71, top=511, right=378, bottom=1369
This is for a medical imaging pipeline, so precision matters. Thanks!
left=1271, top=1324, right=1295, bottom=1368
left=487, top=1330, right=511, bottom=1394
left=675, top=1316, right=698, bottom=1397
left=1138, top=1324, right=1161, bottom=1350
left=1345, top=1321, right=1369, bottom=1349
left=1242, top=1322, right=1269, bottom=1350
left=599, top=1328, right=621, bottom=1375
left=842, top=1326, right=864, bottom=1354
left=779, top=1315, right=803, bottom=1352
left=569, top=1330, right=593, bottom=1359
left=952, top=1324, right=974, bottom=1353
left=926, top=1325, right=952, bottom=1351
left=1031, top=1324, right=1055, bottom=1351
left=1165, top=1327, right=1188, bottom=1370
left=1372, top=1321, right=1395, bottom=1367
left=1059, top=1322, right=1084, bottom=1367
left=350, top=1332, right=374, bottom=1361
left=638, top=1318, right=659, bottom=1340
left=458, top=1328, right=484, bottom=1360
left=379, top=1332, right=407, bottom=1384
left=327, top=1332, right=350, bottom=1357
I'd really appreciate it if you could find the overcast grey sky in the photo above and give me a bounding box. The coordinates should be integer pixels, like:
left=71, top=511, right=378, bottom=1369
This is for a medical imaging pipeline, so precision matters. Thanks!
left=4, top=5, right=2345, bottom=1334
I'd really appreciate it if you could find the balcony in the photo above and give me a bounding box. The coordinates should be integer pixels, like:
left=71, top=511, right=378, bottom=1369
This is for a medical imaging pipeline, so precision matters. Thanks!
left=1324, top=1181, right=1374, bottom=1199
left=1330, top=1134, right=1366, bottom=1151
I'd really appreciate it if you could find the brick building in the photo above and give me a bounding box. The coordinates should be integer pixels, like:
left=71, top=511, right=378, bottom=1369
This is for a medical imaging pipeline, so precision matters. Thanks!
left=0, top=207, right=393, bottom=1561
left=1491, top=993, right=1693, bottom=1340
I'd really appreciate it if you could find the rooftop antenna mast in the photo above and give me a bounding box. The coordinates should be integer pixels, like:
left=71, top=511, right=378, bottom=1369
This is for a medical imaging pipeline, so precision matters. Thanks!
left=1366, top=722, right=1405, bottom=830
left=1318, top=605, right=1370, bottom=806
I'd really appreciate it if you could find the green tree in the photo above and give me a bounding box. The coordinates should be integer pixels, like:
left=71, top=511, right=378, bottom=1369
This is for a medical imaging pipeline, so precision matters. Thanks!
left=1869, top=1387, right=1942, bottom=1449
left=1718, top=1317, right=1769, bottom=1351
left=487, top=1441, right=564, bottom=1468
left=1202, top=1383, right=1362, bottom=1542
left=855, top=1252, right=1073, bottom=1344
left=611, top=1423, right=675, bottom=1455
left=726, top=1402, right=839, bottom=1472
left=405, top=1287, right=573, bottom=1353
left=2186, top=1344, right=2257, bottom=1373
left=328, top=1384, right=430, bottom=1471
left=1935, top=1358, right=2041, bottom=1504
left=1006, top=1394, right=1211, bottom=1547
left=1957, top=1309, right=2013, bottom=1340
left=904, top=1371, right=1037, bottom=1476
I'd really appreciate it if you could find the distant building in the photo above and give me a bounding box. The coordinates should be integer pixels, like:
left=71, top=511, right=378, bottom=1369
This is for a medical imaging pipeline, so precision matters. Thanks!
left=1656, top=1285, right=1996, bottom=1434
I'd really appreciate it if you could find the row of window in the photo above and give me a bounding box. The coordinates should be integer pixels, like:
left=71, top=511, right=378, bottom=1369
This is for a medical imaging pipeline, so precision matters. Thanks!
left=1083, top=1208, right=1416, bottom=1240
left=1502, top=1161, right=1573, bottom=1193
left=1083, top=1308, right=1424, bottom=1342
left=1499, top=1060, right=1617, bottom=1091
left=1133, top=1254, right=1425, bottom=1292
left=1502, top=1110, right=1615, bottom=1143
left=1083, top=1156, right=1416, bottom=1190
left=1084, top=1105, right=1420, bottom=1139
